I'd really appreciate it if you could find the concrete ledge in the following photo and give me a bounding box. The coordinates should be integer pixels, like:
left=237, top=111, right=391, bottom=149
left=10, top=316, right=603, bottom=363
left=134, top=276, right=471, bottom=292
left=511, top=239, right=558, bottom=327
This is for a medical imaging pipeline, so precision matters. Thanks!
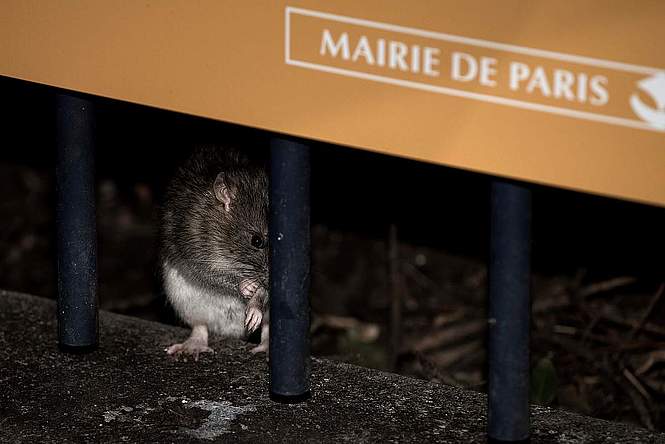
left=0, top=290, right=663, bottom=443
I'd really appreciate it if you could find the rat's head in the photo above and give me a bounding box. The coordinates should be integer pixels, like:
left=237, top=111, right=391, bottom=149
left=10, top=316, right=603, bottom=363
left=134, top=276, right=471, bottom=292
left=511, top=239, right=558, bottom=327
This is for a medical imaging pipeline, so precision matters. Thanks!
left=207, top=166, right=269, bottom=289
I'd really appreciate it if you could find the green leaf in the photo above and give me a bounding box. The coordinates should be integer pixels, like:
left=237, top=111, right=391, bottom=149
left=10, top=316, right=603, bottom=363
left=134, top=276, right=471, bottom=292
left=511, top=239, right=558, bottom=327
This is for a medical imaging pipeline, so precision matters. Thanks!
left=531, top=356, right=558, bottom=405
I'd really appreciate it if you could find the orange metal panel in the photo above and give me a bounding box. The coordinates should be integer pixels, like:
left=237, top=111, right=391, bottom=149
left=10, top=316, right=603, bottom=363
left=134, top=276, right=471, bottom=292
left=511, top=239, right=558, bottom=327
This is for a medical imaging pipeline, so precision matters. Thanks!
left=1, top=1, right=664, bottom=206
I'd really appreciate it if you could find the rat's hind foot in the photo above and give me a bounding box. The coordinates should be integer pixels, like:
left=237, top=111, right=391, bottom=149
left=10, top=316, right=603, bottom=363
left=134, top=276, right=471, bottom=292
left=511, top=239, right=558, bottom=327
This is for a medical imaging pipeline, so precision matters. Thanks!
left=165, top=325, right=213, bottom=361
left=249, top=342, right=268, bottom=355
left=165, top=341, right=214, bottom=361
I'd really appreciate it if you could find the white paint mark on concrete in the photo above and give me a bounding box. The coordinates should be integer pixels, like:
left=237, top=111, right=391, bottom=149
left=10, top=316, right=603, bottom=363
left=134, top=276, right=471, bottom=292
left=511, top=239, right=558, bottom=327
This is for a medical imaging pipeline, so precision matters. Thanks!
left=182, top=400, right=256, bottom=440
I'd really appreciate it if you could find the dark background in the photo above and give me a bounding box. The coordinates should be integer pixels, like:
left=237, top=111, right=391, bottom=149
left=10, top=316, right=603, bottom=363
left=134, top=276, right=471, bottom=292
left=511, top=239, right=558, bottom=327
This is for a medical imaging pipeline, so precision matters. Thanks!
left=1, top=76, right=664, bottom=430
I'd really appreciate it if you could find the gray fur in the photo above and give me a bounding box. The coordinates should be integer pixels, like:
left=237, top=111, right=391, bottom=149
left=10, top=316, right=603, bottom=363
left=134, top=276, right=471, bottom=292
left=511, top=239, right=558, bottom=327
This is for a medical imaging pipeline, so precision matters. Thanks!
left=161, top=145, right=269, bottom=338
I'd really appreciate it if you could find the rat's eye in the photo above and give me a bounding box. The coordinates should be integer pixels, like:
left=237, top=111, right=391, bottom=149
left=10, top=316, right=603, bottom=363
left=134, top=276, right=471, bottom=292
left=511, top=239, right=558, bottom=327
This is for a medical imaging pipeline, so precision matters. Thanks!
left=251, top=233, right=266, bottom=249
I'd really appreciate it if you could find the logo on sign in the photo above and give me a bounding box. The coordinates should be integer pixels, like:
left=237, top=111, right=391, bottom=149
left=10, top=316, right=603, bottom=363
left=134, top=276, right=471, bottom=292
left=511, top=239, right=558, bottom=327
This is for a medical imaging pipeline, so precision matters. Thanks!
left=286, top=7, right=665, bottom=133
left=631, top=73, right=665, bottom=129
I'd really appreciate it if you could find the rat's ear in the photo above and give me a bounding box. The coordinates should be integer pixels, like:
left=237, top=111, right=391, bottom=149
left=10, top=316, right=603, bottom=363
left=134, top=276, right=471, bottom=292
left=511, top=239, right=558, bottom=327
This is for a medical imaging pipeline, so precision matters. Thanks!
left=213, top=172, right=235, bottom=212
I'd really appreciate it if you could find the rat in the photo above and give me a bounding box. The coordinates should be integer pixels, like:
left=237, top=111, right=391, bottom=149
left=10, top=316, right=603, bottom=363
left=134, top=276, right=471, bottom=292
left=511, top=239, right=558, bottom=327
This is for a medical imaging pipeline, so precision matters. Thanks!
left=160, top=145, right=269, bottom=359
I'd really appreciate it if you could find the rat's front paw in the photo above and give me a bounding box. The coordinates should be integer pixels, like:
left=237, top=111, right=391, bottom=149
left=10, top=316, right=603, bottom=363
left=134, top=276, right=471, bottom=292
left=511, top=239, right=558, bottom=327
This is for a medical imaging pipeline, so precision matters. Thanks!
left=165, top=339, right=214, bottom=362
left=239, top=279, right=261, bottom=299
left=245, top=306, right=263, bottom=333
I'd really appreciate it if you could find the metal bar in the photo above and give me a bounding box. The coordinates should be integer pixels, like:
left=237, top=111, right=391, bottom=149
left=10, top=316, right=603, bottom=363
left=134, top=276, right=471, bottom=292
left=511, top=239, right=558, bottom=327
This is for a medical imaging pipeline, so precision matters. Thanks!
left=269, top=136, right=311, bottom=402
left=488, top=180, right=532, bottom=442
left=56, top=92, right=98, bottom=353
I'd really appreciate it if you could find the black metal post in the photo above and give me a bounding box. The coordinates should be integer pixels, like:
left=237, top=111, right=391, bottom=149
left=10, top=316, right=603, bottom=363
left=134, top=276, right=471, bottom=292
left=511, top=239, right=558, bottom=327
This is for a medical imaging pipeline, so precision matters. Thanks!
left=488, top=180, right=531, bottom=443
left=269, top=137, right=311, bottom=402
left=56, top=93, right=98, bottom=353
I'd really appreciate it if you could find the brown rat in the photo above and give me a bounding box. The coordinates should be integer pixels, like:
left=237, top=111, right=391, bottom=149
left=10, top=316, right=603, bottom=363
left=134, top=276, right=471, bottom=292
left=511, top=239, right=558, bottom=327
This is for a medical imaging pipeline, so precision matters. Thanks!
left=160, top=145, right=269, bottom=359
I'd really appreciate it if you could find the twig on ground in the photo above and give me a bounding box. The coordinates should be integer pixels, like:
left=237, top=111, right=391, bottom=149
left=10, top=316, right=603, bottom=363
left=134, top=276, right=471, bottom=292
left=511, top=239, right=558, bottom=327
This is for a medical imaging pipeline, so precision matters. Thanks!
left=635, top=350, right=665, bottom=376
left=532, top=292, right=571, bottom=313
left=629, top=283, right=664, bottom=340
left=432, top=309, right=467, bottom=328
left=404, top=320, right=486, bottom=354
left=553, top=325, right=578, bottom=336
left=616, top=372, right=655, bottom=431
left=597, top=313, right=665, bottom=337
left=311, top=314, right=380, bottom=343
left=623, top=368, right=652, bottom=402
left=429, top=339, right=484, bottom=369
left=401, top=261, right=439, bottom=292
left=578, top=276, right=637, bottom=298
